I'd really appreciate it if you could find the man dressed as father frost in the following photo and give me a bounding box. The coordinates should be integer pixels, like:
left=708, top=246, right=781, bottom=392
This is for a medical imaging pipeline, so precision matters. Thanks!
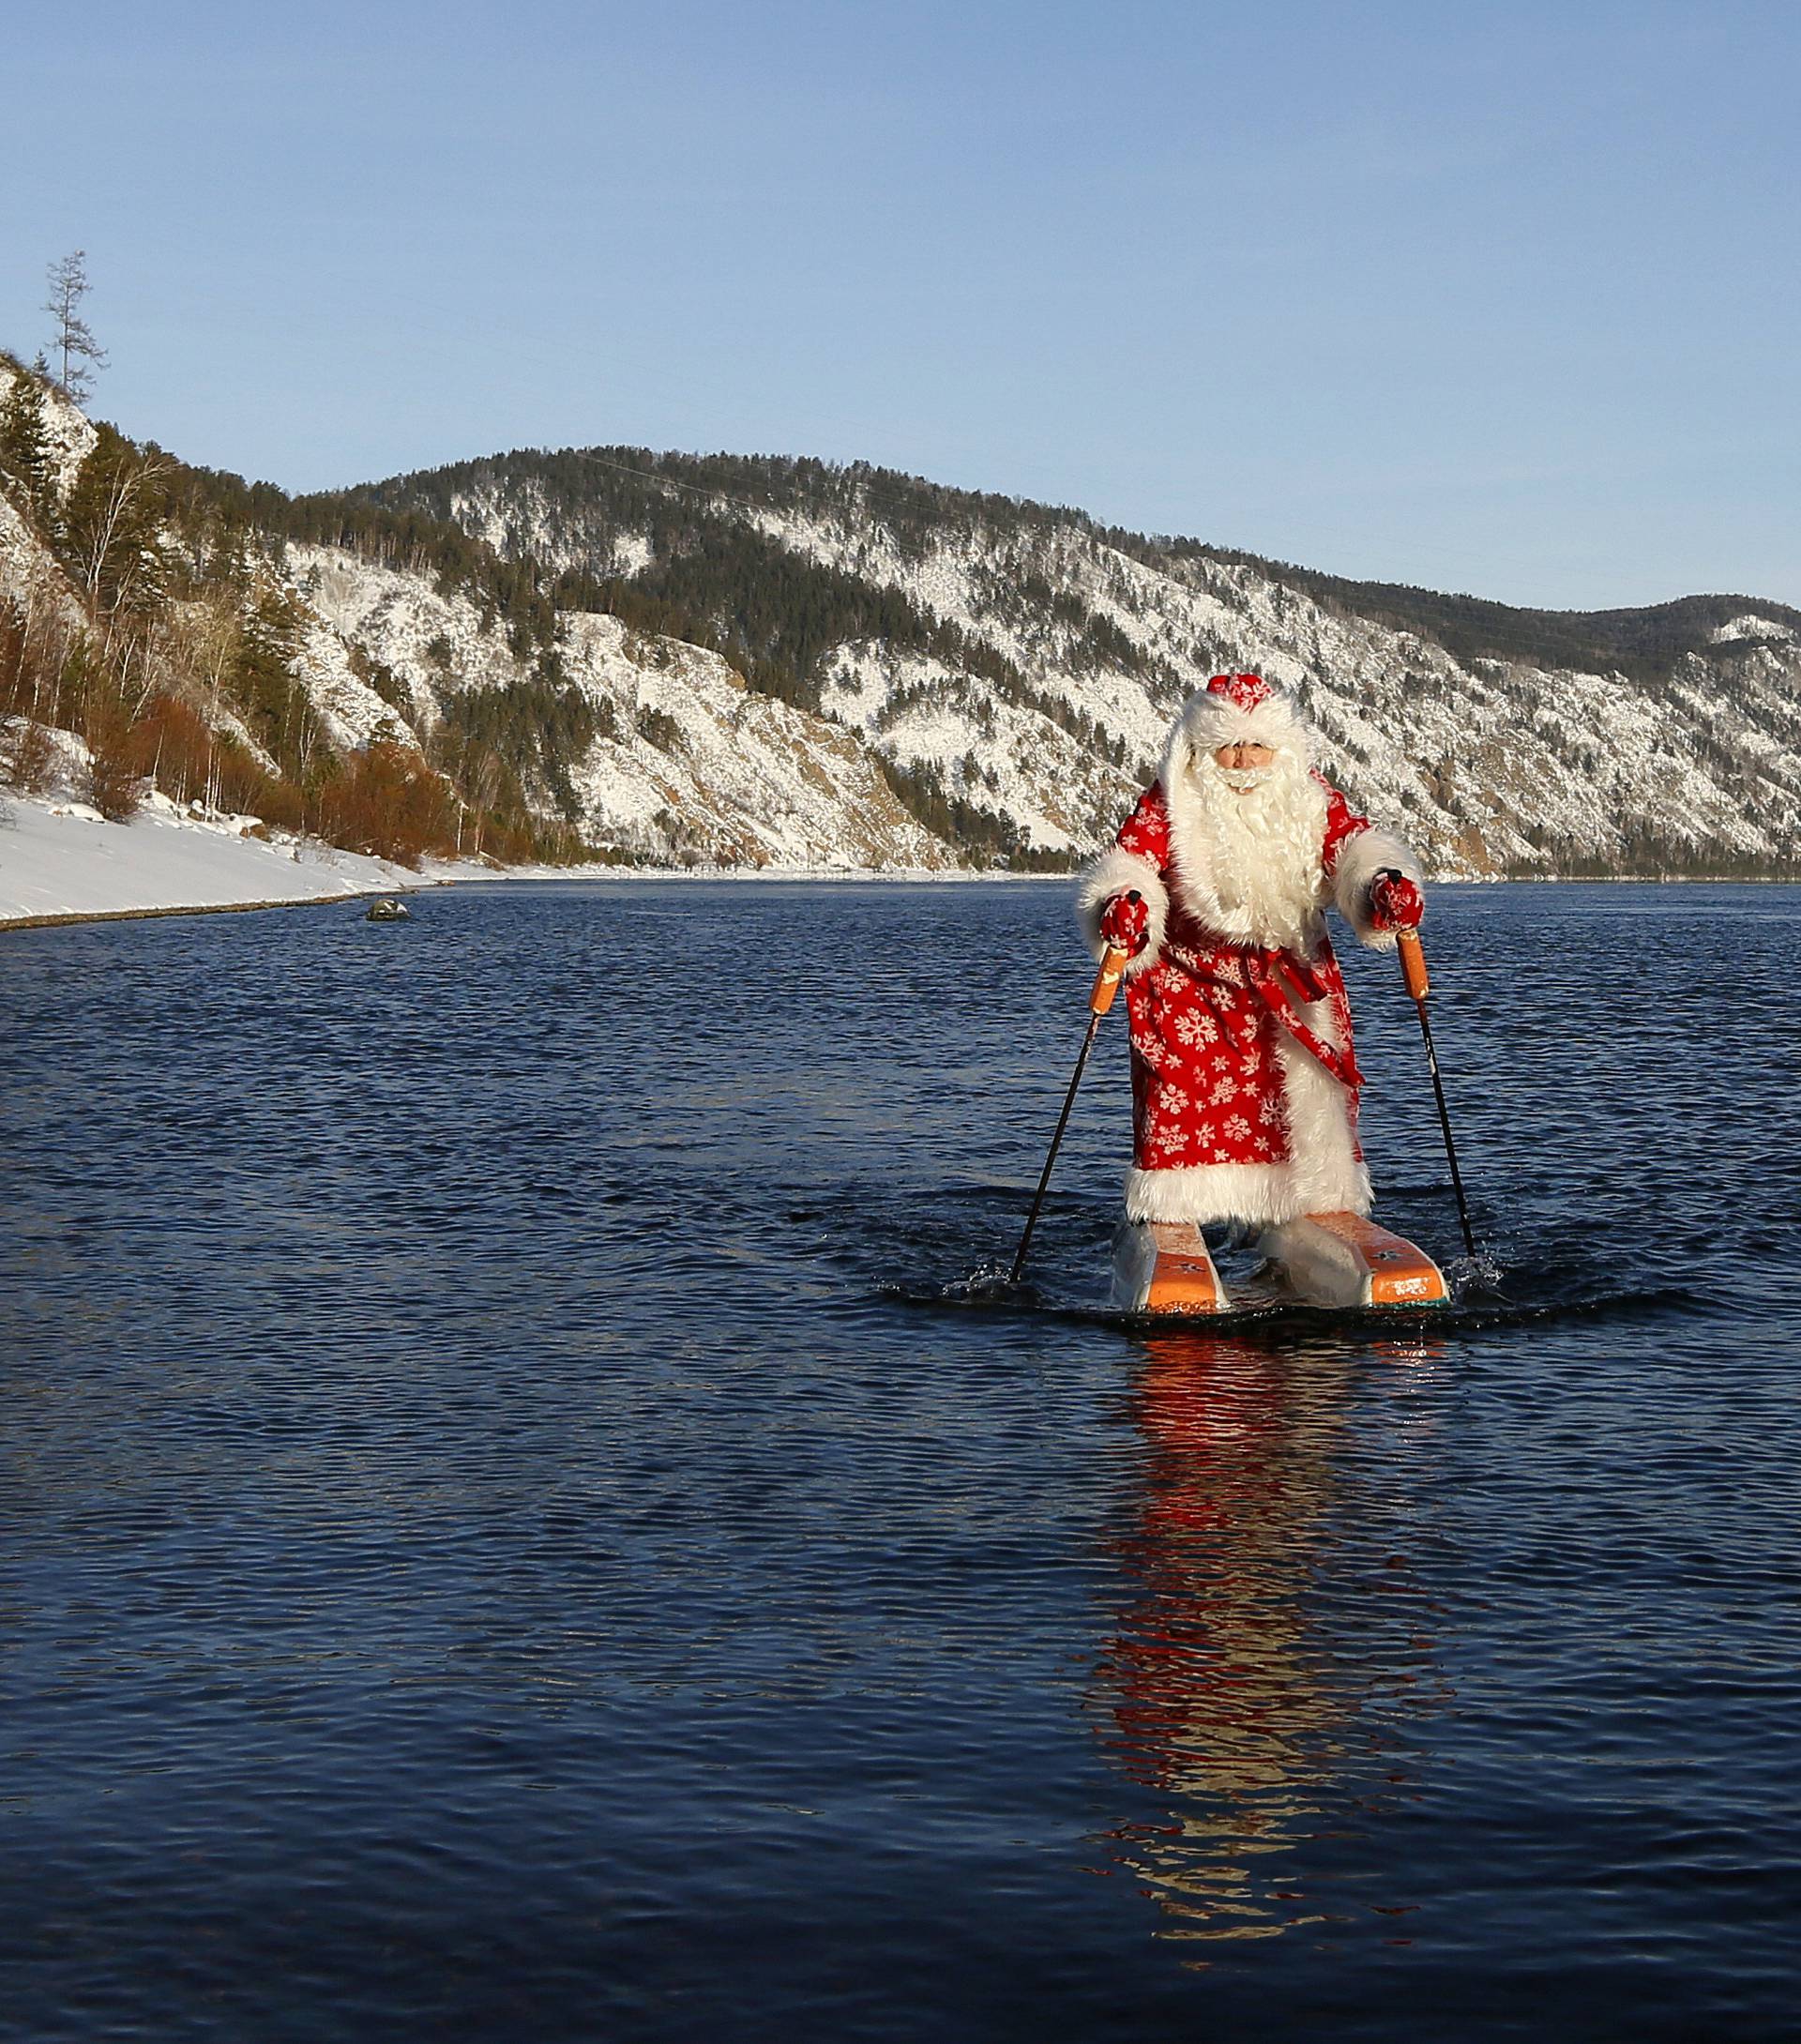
left=1077, top=672, right=1439, bottom=1312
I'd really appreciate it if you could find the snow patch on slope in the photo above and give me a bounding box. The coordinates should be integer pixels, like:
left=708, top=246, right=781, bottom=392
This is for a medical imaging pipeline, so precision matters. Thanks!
left=288, top=612, right=423, bottom=752
left=1711, top=614, right=1793, bottom=645
left=554, top=613, right=950, bottom=869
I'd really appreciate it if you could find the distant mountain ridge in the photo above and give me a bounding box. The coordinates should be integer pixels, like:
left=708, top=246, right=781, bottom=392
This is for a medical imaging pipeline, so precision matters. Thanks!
left=4, top=356, right=1798, bottom=877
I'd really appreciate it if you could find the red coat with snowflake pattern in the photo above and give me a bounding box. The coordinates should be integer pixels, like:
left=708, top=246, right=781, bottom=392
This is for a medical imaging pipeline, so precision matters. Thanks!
left=1111, top=780, right=1371, bottom=1177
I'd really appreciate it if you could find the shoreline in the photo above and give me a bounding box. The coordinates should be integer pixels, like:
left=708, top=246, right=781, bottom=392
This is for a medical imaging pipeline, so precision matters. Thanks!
left=7, top=784, right=1793, bottom=936
left=8, top=866, right=1793, bottom=936
left=1, top=888, right=411, bottom=933
left=0, top=863, right=1064, bottom=932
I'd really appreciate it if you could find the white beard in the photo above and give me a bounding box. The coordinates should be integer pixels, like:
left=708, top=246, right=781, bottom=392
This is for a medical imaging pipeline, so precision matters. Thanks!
left=1163, top=749, right=1329, bottom=953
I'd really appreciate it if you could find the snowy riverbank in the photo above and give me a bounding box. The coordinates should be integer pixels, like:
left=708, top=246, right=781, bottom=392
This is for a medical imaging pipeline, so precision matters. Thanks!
left=0, top=791, right=1062, bottom=931
left=0, top=792, right=452, bottom=929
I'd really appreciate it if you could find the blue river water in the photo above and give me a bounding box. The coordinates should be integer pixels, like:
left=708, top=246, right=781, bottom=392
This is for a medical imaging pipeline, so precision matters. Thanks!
left=2, top=877, right=1798, bottom=2041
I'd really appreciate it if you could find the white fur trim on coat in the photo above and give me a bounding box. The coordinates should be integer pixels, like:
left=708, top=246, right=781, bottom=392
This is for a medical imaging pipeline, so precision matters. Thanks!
left=1075, top=846, right=1168, bottom=978
left=1332, top=826, right=1425, bottom=949
left=1124, top=1008, right=1372, bottom=1228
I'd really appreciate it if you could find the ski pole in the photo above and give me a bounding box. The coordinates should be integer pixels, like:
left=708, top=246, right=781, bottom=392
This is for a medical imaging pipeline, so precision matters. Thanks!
left=1009, top=940, right=1132, bottom=1286
left=1396, top=927, right=1478, bottom=1258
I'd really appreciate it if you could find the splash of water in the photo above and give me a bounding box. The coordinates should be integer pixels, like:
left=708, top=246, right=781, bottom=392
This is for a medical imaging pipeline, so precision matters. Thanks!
left=1445, top=1249, right=1511, bottom=1304
left=940, top=1261, right=1018, bottom=1302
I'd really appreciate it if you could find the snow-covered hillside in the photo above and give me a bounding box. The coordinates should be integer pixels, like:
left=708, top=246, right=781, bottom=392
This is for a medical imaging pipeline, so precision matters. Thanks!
left=429, top=455, right=1801, bottom=875
left=6, top=356, right=1799, bottom=882
left=291, top=547, right=948, bottom=867
left=0, top=362, right=950, bottom=876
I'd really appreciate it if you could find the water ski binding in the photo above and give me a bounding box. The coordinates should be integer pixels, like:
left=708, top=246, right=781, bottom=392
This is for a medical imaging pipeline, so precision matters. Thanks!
left=1112, top=1211, right=1448, bottom=1316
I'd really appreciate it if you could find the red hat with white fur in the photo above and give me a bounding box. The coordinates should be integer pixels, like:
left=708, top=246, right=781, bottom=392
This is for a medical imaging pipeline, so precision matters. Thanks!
left=1167, top=672, right=1311, bottom=770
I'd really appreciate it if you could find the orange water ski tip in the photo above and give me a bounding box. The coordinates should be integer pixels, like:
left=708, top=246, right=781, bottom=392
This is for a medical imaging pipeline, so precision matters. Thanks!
left=1258, top=1211, right=1448, bottom=1309
left=1111, top=1219, right=1233, bottom=1315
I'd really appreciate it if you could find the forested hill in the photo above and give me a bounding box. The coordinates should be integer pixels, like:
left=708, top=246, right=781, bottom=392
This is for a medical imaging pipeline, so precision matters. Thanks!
left=5, top=356, right=1799, bottom=876
left=326, top=444, right=1801, bottom=875
left=347, top=445, right=1801, bottom=702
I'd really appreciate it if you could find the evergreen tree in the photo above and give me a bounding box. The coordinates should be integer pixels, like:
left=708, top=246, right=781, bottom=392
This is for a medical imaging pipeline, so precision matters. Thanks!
left=0, top=368, right=58, bottom=530
left=43, top=251, right=108, bottom=402
left=61, top=428, right=170, bottom=620
left=228, top=584, right=325, bottom=783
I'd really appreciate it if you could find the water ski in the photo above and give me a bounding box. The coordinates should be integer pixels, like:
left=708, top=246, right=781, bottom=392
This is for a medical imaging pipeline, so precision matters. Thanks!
left=1111, top=1210, right=1448, bottom=1316
left=1111, top=1219, right=1233, bottom=1315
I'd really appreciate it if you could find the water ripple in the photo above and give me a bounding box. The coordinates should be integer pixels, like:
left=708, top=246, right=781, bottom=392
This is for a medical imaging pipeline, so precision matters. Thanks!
left=1, top=880, right=1798, bottom=2041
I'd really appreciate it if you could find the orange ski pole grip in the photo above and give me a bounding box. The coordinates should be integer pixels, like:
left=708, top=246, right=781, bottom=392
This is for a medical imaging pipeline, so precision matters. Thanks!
left=1397, top=926, right=1430, bottom=1002
left=1090, top=945, right=1130, bottom=1015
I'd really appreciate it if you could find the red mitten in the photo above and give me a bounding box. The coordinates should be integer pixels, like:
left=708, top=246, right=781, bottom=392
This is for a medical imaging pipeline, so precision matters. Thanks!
left=1369, top=871, right=1424, bottom=931
left=1098, top=890, right=1150, bottom=953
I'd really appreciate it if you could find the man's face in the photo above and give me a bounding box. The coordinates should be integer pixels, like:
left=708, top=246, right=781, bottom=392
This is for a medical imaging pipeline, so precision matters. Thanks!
left=1214, top=742, right=1276, bottom=771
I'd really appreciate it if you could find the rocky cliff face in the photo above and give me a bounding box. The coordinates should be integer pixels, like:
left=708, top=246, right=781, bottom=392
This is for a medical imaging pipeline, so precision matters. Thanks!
left=292, top=546, right=948, bottom=869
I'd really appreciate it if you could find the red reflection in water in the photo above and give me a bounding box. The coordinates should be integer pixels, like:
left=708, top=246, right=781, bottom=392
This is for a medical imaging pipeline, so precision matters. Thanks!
left=1094, top=1327, right=1446, bottom=1951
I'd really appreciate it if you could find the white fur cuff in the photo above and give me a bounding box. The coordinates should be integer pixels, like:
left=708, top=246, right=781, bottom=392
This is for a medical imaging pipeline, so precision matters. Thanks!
left=1332, top=826, right=1424, bottom=948
left=1075, top=847, right=1167, bottom=977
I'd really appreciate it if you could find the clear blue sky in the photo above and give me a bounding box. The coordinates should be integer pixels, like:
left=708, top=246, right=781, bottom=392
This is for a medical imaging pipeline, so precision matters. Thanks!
left=5, top=0, right=1796, bottom=609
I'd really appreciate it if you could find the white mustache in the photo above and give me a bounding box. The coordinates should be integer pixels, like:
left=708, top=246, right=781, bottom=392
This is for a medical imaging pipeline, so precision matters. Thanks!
left=1215, top=765, right=1276, bottom=791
